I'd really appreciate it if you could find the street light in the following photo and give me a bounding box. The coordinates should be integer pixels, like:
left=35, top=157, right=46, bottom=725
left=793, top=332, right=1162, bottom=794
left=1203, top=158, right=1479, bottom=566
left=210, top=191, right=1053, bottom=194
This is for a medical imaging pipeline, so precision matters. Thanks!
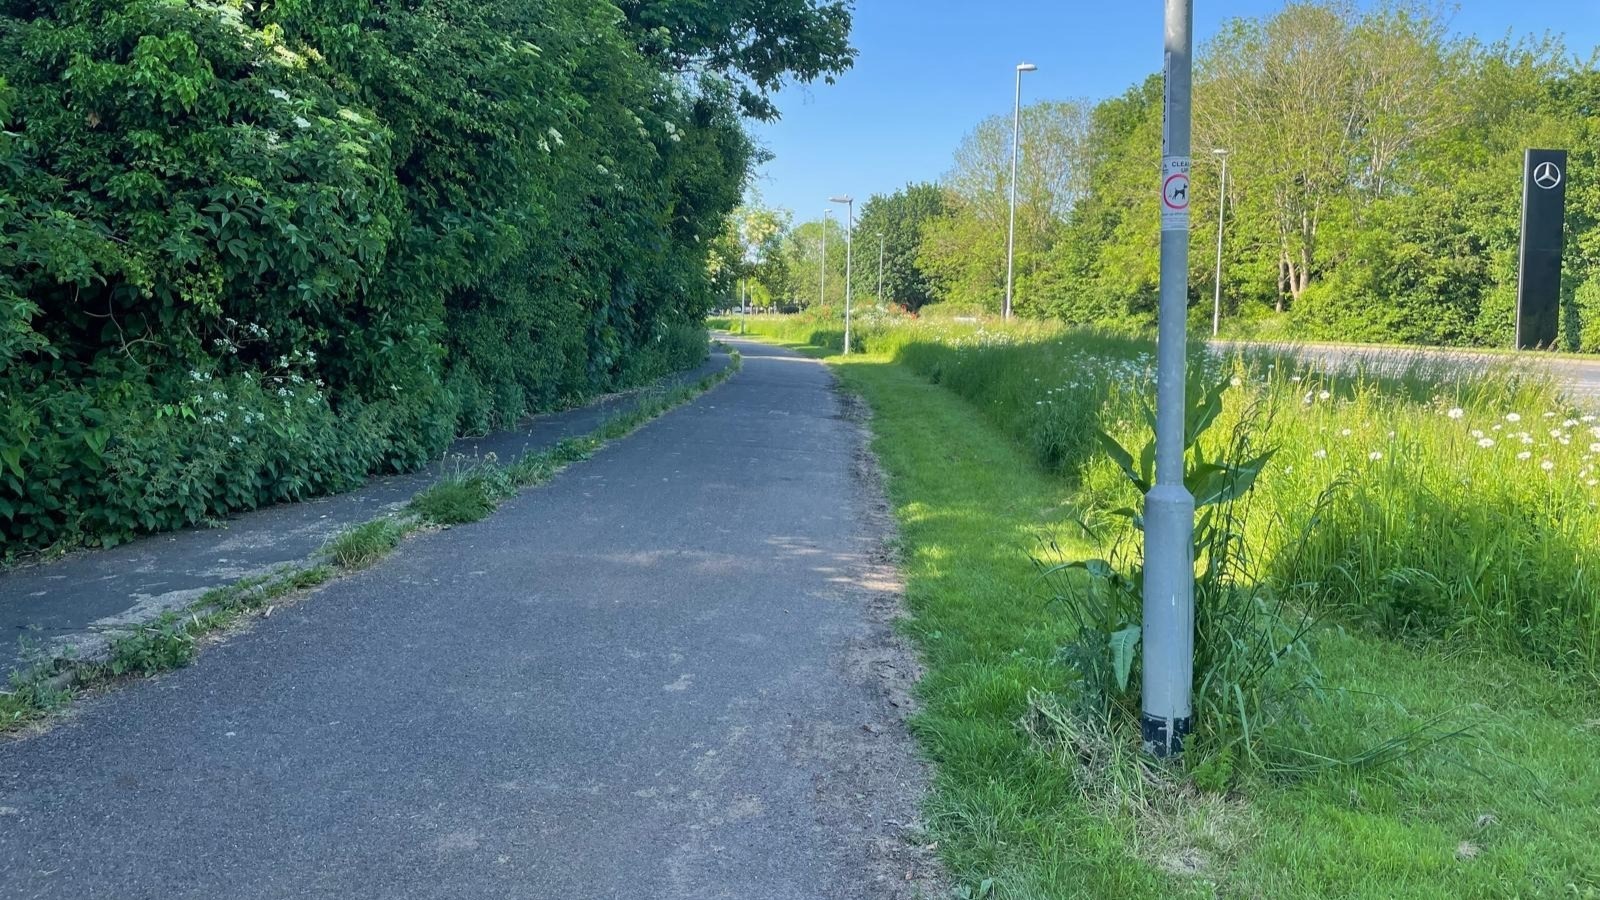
left=1004, top=62, right=1038, bottom=320
left=877, top=232, right=886, bottom=309
left=1212, top=148, right=1229, bottom=338
left=820, top=209, right=832, bottom=309
left=829, top=195, right=854, bottom=354
left=1144, top=0, right=1196, bottom=759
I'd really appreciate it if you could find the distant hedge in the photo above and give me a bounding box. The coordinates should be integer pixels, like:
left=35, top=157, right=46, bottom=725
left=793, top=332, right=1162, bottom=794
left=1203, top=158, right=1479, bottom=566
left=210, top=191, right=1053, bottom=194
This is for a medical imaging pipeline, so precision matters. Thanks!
left=0, top=0, right=847, bottom=556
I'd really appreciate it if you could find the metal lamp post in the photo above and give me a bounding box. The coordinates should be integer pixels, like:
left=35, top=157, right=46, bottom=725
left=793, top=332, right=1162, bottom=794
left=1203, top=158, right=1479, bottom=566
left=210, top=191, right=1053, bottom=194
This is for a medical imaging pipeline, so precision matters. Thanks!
left=1143, top=0, right=1196, bottom=758
left=1004, top=62, right=1037, bottom=320
left=1212, top=148, right=1229, bottom=338
left=829, top=195, right=854, bottom=354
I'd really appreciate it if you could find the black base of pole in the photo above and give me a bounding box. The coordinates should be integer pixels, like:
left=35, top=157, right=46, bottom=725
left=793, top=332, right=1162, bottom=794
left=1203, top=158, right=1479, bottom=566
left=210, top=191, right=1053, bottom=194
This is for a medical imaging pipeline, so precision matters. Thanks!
left=1140, top=713, right=1191, bottom=758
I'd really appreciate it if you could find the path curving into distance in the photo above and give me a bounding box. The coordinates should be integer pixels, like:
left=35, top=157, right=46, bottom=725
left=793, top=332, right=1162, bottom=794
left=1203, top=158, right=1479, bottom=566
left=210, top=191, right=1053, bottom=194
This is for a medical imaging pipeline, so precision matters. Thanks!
left=0, top=338, right=937, bottom=899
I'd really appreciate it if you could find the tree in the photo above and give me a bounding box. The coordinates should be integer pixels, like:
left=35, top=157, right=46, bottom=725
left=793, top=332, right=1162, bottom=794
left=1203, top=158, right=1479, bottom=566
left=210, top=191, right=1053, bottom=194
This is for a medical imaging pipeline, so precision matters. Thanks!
left=707, top=200, right=791, bottom=304
left=779, top=215, right=849, bottom=308
left=851, top=183, right=947, bottom=310
left=919, top=100, right=1092, bottom=311
left=1198, top=2, right=1461, bottom=308
left=615, top=0, right=856, bottom=120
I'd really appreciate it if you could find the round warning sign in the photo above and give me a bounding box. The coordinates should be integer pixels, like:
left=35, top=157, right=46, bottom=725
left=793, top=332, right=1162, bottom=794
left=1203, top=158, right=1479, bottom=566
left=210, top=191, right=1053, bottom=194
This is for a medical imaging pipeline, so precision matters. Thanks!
left=1161, top=157, right=1190, bottom=231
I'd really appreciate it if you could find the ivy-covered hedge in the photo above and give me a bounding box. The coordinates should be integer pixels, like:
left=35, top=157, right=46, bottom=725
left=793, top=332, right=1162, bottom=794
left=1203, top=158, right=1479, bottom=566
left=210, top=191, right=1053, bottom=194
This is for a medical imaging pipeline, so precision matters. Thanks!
left=0, top=0, right=849, bottom=556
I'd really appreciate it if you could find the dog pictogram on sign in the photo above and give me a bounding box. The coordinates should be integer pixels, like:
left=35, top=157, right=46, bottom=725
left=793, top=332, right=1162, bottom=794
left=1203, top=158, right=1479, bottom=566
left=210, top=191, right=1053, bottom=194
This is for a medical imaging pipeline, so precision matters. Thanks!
left=1161, top=157, right=1190, bottom=231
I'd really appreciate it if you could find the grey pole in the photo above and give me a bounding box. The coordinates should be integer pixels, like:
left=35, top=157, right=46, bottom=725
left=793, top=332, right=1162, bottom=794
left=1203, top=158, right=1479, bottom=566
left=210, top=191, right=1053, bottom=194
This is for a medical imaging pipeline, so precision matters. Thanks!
left=740, top=278, right=747, bottom=334
left=1143, top=0, right=1196, bottom=758
left=819, top=210, right=831, bottom=309
left=830, top=195, right=854, bottom=353
left=1212, top=148, right=1229, bottom=338
left=877, top=232, right=886, bottom=308
left=1004, top=63, right=1037, bottom=320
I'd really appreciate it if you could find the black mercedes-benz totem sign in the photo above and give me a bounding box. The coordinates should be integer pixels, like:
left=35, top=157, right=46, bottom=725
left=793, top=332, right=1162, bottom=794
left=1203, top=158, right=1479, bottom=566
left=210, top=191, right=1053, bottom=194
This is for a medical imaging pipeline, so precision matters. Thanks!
left=1516, top=149, right=1567, bottom=349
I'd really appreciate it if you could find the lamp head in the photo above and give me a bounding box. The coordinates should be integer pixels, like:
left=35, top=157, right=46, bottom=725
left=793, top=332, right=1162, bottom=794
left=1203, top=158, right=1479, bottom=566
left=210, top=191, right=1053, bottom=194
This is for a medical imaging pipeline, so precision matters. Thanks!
left=1017, top=63, right=1038, bottom=72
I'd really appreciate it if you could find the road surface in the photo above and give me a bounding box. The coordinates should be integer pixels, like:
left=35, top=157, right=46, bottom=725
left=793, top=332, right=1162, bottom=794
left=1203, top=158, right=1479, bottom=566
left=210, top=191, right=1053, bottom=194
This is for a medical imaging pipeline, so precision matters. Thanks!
left=0, top=339, right=936, bottom=899
left=1216, top=339, right=1600, bottom=403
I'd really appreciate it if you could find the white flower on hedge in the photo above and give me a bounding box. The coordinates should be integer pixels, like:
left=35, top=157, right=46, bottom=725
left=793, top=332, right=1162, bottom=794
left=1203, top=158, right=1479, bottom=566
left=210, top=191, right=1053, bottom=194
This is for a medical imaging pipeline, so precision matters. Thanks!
left=293, top=116, right=310, bottom=129
left=268, top=88, right=289, bottom=102
left=548, top=127, right=564, bottom=146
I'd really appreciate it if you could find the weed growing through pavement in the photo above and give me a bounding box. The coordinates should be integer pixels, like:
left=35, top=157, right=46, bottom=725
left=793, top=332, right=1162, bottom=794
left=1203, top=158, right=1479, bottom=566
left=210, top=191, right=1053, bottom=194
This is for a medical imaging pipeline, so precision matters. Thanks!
left=326, top=518, right=409, bottom=569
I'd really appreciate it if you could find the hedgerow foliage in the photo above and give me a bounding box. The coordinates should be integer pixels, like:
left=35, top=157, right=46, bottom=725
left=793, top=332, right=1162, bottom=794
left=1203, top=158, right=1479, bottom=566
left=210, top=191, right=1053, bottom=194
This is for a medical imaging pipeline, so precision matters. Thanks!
left=0, top=0, right=851, bottom=555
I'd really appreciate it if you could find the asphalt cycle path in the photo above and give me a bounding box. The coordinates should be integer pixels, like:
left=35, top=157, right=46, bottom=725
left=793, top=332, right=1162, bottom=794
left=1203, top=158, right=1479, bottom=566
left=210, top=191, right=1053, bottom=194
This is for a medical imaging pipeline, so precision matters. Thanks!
left=0, top=338, right=937, bottom=899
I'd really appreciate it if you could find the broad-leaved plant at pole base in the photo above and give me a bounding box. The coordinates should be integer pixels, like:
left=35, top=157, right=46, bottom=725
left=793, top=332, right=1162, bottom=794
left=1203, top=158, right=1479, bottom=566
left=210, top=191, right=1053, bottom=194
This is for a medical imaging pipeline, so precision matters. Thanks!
left=1039, top=377, right=1334, bottom=773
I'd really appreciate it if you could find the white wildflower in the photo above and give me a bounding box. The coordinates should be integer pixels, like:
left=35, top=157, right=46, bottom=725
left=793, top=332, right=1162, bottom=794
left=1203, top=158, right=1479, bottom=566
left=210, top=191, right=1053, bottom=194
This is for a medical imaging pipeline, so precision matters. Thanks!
left=1506, top=412, right=1522, bottom=423
left=1541, top=459, right=1555, bottom=472
left=1478, top=437, right=1495, bottom=448
left=1447, top=407, right=1464, bottom=419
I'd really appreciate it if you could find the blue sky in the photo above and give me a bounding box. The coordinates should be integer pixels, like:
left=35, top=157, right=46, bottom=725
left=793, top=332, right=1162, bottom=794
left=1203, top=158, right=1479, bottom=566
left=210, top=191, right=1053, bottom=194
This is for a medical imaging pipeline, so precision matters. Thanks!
left=749, top=0, right=1600, bottom=220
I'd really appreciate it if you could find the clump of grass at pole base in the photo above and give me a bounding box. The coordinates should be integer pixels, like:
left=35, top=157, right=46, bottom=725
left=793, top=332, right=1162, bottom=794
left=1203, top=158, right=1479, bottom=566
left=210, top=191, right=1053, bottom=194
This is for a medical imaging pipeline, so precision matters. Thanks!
left=737, top=316, right=1600, bottom=896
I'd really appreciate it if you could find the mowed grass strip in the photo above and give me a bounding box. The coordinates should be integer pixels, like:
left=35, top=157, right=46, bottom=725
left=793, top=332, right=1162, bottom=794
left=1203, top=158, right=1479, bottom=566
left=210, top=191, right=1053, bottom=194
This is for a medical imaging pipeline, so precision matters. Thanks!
left=738, top=329, right=1600, bottom=898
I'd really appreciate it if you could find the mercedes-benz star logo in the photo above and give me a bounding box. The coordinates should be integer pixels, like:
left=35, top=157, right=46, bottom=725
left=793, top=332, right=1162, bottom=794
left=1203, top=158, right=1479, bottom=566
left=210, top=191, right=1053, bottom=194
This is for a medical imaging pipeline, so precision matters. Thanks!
left=1533, top=161, right=1563, bottom=190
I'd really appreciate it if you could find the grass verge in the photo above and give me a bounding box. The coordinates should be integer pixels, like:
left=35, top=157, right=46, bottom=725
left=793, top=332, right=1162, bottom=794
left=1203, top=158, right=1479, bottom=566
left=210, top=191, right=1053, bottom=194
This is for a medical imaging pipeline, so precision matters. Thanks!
left=729, top=328, right=1600, bottom=898
left=1, top=350, right=740, bottom=735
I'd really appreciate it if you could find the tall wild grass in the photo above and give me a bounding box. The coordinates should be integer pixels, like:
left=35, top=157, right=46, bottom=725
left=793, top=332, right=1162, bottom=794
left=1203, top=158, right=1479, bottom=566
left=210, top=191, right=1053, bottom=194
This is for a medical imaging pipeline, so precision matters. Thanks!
left=728, top=310, right=1600, bottom=669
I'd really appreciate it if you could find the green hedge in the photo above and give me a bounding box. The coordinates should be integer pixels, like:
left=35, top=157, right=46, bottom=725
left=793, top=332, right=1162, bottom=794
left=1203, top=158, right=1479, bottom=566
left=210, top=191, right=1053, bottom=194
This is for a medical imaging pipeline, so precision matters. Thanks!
left=0, top=0, right=789, bottom=556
